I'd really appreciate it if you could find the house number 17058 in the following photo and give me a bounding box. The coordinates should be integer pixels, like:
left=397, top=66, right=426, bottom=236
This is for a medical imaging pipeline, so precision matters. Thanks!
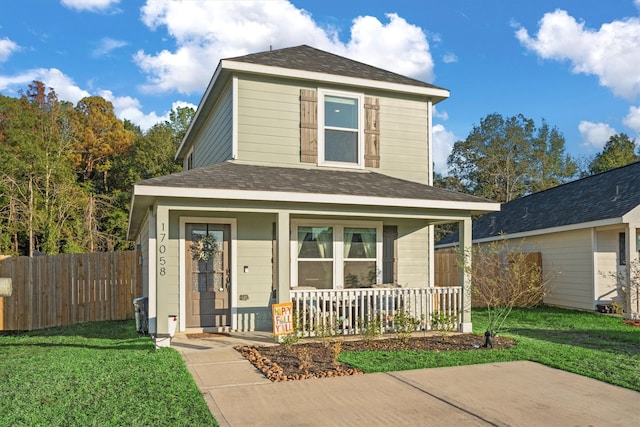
left=158, top=222, right=167, bottom=276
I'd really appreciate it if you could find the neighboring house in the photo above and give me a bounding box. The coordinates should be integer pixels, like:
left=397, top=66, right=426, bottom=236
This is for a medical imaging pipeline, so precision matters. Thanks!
left=127, top=45, right=499, bottom=345
left=437, top=161, right=640, bottom=317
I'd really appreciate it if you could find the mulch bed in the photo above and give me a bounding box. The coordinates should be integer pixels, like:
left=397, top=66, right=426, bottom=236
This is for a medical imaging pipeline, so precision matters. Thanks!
left=235, top=333, right=515, bottom=382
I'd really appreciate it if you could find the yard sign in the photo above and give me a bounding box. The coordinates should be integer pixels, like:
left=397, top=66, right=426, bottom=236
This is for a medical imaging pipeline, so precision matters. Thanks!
left=272, top=302, right=294, bottom=336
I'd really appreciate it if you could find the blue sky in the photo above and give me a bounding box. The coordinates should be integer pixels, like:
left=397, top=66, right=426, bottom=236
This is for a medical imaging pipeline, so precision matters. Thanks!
left=1, top=0, right=639, bottom=174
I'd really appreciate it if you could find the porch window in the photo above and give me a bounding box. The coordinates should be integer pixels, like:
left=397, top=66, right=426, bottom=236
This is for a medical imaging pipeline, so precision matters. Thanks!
left=297, top=226, right=333, bottom=289
left=319, top=90, right=364, bottom=167
left=293, top=222, right=382, bottom=289
left=344, top=227, right=377, bottom=288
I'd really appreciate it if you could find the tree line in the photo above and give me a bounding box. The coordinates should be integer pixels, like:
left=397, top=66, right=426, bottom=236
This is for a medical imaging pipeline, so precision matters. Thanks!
left=436, top=112, right=639, bottom=203
left=0, top=81, right=193, bottom=256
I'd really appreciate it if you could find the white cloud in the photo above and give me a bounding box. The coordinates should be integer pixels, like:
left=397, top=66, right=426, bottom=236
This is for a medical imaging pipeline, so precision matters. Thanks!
left=0, top=37, right=19, bottom=62
left=442, top=52, right=458, bottom=64
left=515, top=9, right=640, bottom=100
left=135, top=1, right=435, bottom=95
left=345, top=13, right=434, bottom=81
left=92, top=37, right=127, bottom=57
left=61, top=0, right=120, bottom=12
left=433, top=106, right=448, bottom=121
left=432, top=124, right=457, bottom=175
left=0, top=68, right=90, bottom=103
left=578, top=120, right=617, bottom=149
left=623, top=105, right=640, bottom=135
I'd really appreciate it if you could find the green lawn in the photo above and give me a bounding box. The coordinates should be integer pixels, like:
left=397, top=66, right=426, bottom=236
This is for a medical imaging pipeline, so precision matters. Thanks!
left=0, top=321, right=216, bottom=427
left=340, top=306, right=640, bottom=391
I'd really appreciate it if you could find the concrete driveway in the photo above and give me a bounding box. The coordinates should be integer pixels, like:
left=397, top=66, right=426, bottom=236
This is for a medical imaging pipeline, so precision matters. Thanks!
left=172, top=333, right=640, bottom=427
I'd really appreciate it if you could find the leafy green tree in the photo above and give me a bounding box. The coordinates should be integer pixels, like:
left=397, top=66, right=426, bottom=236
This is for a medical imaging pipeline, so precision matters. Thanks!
left=589, top=133, right=639, bottom=175
left=0, top=82, right=86, bottom=255
left=0, top=86, right=186, bottom=254
left=447, top=113, right=577, bottom=203
left=70, top=96, right=135, bottom=190
left=168, top=106, right=195, bottom=146
left=106, top=119, right=183, bottom=250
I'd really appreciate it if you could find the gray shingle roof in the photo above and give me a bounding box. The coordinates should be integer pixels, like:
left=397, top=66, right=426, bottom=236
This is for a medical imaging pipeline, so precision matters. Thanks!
left=226, top=45, right=445, bottom=91
left=438, top=161, right=640, bottom=245
left=136, top=161, right=491, bottom=204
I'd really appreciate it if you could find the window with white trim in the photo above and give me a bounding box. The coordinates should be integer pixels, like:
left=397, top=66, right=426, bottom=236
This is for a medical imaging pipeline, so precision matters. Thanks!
left=318, top=90, right=364, bottom=167
left=292, top=221, right=381, bottom=289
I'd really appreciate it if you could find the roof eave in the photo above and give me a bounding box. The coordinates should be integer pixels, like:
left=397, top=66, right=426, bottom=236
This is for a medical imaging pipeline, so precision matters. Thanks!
left=221, top=59, right=450, bottom=102
left=132, top=185, right=499, bottom=212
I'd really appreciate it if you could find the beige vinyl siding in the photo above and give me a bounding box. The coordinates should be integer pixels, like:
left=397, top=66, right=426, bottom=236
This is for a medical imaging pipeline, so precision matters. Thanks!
left=194, top=83, right=233, bottom=167
left=136, top=211, right=150, bottom=298
left=152, top=208, right=180, bottom=333
left=235, top=75, right=431, bottom=184
left=595, top=230, right=622, bottom=304
left=378, top=96, right=429, bottom=184
left=395, top=220, right=430, bottom=287
left=236, top=75, right=301, bottom=165
left=235, top=213, right=275, bottom=331
left=519, top=229, right=595, bottom=311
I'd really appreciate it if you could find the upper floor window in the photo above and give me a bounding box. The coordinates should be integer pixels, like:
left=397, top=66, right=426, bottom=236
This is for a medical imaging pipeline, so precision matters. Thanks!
left=184, top=148, right=194, bottom=171
left=318, top=90, right=364, bottom=168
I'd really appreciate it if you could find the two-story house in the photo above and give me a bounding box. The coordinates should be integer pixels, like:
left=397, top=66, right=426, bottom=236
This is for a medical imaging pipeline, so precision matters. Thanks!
left=127, top=45, right=499, bottom=345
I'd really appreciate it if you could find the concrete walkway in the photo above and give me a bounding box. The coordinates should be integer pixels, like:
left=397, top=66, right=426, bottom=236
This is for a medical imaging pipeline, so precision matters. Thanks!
left=172, top=333, right=640, bottom=427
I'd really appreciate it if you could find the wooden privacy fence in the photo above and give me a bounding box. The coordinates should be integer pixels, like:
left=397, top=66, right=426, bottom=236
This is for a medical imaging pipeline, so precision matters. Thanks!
left=434, top=250, right=460, bottom=287
left=434, top=250, right=543, bottom=307
left=0, top=250, right=142, bottom=331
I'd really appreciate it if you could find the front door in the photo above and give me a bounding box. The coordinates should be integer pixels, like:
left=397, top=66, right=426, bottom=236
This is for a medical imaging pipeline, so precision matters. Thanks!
left=185, top=223, right=231, bottom=328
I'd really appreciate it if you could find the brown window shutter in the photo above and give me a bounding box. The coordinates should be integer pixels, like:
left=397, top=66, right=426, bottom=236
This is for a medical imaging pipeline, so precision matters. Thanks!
left=364, top=96, right=380, bottom=168
left=300, top=89, right=318, bottom=163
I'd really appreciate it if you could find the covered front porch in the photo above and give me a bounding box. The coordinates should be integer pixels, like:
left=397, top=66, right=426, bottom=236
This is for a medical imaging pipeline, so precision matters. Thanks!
left=270, top=208, right=476, bottom=335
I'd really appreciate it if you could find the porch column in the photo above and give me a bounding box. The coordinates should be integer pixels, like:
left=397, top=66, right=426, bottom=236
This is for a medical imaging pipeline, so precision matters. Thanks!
left=625, top=225, right=639, bottom=318
left=276, top=211, right=291, bottom=304
left=458, top=218, right=472, bottom=332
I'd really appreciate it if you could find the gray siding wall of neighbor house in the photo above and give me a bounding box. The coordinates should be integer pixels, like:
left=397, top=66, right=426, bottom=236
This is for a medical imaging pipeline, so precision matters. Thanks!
left=194, top=82, right=233, bottom=168
left=520, top=229, right=596, bottom=311
left=235, top=74, right=430, bottom=184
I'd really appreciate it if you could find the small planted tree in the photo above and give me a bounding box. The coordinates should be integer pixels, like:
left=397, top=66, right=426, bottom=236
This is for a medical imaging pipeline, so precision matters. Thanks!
left=460, top=239, right=555, bottom=347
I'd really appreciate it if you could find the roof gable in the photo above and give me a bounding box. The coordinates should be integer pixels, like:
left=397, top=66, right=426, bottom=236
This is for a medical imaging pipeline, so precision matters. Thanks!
left=225, top=45, right=444, bottom=91
left=438, top=161, right=640, bottom=245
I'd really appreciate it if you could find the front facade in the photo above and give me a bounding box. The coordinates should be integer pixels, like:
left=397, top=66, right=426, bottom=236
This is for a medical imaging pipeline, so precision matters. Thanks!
left=128, top=46, right=499, bottom=343
left=437, top=161, right=640, bottom=317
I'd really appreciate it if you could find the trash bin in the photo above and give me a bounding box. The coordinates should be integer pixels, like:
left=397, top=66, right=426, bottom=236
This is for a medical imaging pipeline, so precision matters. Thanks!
left=133, top=297, right=148, bottom=335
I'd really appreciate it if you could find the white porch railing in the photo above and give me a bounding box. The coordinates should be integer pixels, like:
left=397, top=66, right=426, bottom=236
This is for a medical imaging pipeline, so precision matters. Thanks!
left=290, top=287, right=462, bottom=337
